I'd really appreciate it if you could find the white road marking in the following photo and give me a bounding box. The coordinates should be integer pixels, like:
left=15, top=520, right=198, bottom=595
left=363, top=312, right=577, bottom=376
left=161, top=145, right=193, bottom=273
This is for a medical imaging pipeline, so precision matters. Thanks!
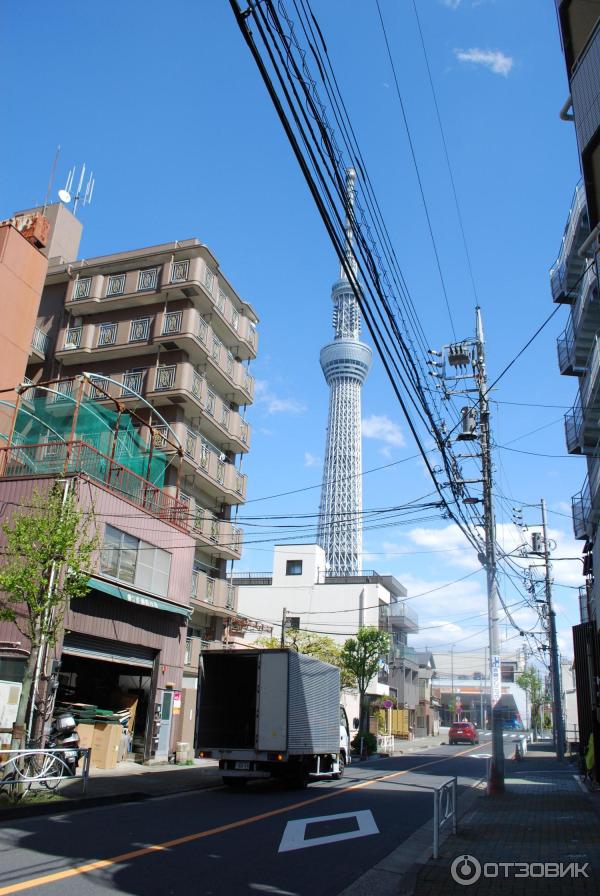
left=278, top=810, right=379, bottom=852
left=469, top=753, right=492, bottom=759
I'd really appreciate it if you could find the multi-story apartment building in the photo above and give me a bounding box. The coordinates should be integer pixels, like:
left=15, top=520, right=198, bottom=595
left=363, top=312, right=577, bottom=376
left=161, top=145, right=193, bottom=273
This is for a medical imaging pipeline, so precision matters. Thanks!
left=0, top=204, right=259, bottom=759
left=552, top=1, right=600, bottom=775
left=27, top=225, right=258, bottom=652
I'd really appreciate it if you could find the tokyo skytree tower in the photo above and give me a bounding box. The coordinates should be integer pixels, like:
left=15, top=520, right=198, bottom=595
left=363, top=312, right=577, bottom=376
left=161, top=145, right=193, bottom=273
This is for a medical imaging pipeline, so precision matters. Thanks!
left=317, top=168, right=372, bottom=576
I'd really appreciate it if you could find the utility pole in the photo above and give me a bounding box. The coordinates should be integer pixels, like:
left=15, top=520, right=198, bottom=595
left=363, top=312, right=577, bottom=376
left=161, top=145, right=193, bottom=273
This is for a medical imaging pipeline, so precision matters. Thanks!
left=541, top=498, right=565, bottom=761
left=430, top=307, right=504, bottom=790
left=475, top=307, right=504, bottom=793
left=280, top=607, right=287, bottom=648
left=451, top=645, right=454, bottom=724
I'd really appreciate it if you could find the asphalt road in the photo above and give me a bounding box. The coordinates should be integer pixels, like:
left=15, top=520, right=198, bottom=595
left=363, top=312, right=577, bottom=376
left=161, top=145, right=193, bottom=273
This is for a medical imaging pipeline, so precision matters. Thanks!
left=0, top=741, right=493, bottom=896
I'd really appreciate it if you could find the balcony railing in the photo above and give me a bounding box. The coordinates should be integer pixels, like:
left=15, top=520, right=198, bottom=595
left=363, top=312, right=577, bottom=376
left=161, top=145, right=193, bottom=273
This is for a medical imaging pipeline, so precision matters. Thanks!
left=31, top=326, right=50, bottom=356
left=572, top=477, right=591, bottom=539
left=550, top=183, right=589, bottom=303
left=64, top=327, right=82, bottom=350
left=155, top=365, right=177, bottom=391
left=0, top=440, right=189, bottom=531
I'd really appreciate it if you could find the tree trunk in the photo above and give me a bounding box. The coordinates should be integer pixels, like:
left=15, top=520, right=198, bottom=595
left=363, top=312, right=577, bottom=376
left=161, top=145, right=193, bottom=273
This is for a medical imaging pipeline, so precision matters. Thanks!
left=11, top=644, right=39, bottom=748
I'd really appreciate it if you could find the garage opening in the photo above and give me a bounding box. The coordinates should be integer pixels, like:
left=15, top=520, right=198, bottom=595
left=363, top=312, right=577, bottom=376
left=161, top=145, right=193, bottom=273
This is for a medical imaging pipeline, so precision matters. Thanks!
left=58, top=633, right=157, bottom=764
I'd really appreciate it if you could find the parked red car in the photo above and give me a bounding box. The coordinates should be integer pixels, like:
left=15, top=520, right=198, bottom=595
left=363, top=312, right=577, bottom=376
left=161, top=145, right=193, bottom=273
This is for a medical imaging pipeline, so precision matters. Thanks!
left=449, top=721, right=479, bottom=745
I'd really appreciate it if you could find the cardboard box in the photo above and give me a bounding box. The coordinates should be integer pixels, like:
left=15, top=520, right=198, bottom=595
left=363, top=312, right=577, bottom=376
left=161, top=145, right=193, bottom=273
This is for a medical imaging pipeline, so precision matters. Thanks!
left=75, top=723, right=95, bottom=750
left=91, top=722, right=122, bottom=770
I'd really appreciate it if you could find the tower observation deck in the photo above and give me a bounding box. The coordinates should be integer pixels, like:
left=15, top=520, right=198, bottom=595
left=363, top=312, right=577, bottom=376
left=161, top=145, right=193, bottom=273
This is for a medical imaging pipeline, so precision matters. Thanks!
left=317, top=169, right=372, bottom=576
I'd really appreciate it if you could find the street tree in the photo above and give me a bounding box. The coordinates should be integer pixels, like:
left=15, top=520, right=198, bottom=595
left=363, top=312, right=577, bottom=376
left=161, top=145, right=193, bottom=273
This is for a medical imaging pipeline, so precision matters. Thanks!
left=516, top=665, right=544, bottom=738
left=0, top=484, right=98, bottom=743
left=340, top=627, right=391, bottom=731
left=257, top=630, right=354, bottom=688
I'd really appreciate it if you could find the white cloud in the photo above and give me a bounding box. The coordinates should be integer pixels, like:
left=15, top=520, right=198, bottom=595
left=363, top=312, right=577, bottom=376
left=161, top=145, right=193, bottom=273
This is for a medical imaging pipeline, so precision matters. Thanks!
left=362, top=414, right=405, bottom=448
left=304, top=451, right=320, bottom=468
left=441, top=0, right=461, bottom=8
left=454, top=48, right=514, bottom=76
left=254, top=379, right=307, bottom=416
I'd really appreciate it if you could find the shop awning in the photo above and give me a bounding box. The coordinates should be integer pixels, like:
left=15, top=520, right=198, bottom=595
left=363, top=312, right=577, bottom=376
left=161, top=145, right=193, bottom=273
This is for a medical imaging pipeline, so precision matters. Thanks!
left=88, top=577, right=191, bottom=618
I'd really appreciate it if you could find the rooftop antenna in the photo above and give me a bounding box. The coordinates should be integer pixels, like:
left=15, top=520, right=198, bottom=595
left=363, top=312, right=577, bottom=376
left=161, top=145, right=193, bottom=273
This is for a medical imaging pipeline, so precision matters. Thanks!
left=43, top=145, right=61, bottom=213
left=58, top=163, right=95, bottom=215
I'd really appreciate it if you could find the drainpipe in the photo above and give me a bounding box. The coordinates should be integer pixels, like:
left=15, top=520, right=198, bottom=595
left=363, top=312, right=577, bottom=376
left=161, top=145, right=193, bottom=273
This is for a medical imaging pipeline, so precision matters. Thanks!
left=578, top=223, right=600, bottom=258
left=559, top=95, right=574, bottom=121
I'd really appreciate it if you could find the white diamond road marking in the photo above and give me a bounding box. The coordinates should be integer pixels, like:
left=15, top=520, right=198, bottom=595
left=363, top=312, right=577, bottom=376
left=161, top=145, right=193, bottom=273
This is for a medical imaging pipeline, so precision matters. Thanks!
left=469, top=753, right=492, bottom=759
left=278, top=810, right=379, bottom=852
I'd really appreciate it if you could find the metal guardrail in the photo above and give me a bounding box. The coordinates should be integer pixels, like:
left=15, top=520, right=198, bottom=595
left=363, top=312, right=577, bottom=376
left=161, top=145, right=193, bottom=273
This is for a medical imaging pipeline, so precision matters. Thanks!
left=391, top=775, right=457, bottom=859
left=0, top=748, right=91, bottom=802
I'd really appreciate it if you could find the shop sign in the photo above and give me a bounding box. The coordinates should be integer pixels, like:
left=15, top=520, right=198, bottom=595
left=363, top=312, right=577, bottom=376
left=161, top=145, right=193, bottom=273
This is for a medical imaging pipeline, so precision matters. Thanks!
left=173, top=691, right=182, bottom=714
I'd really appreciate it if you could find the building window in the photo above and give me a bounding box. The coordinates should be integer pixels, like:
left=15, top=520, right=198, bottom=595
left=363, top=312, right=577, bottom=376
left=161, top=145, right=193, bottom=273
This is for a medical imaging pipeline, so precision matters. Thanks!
left=137, top=268, right=158, bottom=291
left=217, top=289, right=226, bottom=313
left=106, top=274, right=125, bottom=297
left=129, top=317, right=151, bottom=342
left=100, top=524, right=171, bottom=597
left=231, top=309, right=239, bottom=332
left=73, top=278, right=91, bottom=300
left=286, top=560, right=303, bottom=576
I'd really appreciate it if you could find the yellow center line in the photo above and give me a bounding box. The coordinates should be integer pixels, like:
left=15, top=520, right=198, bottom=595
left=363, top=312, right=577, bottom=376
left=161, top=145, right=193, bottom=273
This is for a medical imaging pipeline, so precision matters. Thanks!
left=0, top=743, right=482, bottom=895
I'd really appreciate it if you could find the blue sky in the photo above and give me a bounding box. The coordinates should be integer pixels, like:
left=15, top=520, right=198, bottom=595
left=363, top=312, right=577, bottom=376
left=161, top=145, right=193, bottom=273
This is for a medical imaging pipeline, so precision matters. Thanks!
left=1, top=1, right=585, bottom=666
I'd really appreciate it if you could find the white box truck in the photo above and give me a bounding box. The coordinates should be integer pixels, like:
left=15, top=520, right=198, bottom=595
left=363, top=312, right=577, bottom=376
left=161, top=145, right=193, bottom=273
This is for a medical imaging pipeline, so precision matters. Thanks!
left=195, top=649, right=350, bottom=788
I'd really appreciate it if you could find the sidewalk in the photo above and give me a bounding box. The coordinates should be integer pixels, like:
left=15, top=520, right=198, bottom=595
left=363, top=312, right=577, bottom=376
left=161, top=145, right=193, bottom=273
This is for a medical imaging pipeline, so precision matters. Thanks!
left=0, top=757, right=222, bottom=819
left=410, top=743, right=600, bottom=894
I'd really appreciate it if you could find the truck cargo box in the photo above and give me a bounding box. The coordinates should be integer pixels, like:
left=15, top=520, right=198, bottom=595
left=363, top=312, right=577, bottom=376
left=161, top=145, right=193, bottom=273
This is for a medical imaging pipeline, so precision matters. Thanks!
left=196, top=649, right=340, bottom=755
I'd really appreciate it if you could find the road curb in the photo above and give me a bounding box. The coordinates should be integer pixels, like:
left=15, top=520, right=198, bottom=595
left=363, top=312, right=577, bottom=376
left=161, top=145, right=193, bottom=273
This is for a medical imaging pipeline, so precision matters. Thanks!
left=335, top=776, right=486, bottom=896
left=0, top=775, right=222, bottom=822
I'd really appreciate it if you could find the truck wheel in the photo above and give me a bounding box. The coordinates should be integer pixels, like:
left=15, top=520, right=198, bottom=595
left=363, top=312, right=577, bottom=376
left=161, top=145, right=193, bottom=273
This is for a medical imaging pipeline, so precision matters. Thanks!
left=332, top=753, right=346, bottom=780
left=223, top=777, right=247, bottom=790
left=288, top=768, right=310, bottom=789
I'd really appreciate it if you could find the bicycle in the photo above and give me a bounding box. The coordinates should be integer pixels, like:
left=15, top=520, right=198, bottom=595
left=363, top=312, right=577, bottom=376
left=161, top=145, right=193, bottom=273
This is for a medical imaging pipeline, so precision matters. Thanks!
left=0, top=749, right=71, bottom=803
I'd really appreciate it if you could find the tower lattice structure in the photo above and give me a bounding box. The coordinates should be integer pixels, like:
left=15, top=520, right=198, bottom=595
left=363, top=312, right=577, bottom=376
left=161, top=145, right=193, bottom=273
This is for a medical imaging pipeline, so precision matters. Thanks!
left=317, top=169, right=372, bottom=576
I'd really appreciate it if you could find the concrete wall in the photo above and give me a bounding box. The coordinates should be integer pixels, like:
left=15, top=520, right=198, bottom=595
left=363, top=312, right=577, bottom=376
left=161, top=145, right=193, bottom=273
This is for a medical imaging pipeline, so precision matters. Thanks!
left=0, top=224, right=48, bottom=435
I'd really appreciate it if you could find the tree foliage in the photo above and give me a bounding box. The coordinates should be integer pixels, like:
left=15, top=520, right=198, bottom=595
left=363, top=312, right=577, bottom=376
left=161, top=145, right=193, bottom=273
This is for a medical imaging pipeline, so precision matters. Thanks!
left=516, top=665, right=545, bottom=733
left=0, top=484, right=98, bottom=733
left=340, top=627, right=391, bottom=728
left=257, top=630, right=354, bottom=688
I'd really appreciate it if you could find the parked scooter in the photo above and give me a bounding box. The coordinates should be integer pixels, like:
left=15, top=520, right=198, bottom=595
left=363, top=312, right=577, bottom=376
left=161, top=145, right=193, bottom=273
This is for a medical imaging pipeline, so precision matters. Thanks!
left=47, top=712, right=80, bottom=774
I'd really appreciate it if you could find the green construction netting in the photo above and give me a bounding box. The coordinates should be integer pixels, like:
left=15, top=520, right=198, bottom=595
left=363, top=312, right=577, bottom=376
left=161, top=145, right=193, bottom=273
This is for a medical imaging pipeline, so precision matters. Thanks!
left=1, top=387, right=168, bottom=488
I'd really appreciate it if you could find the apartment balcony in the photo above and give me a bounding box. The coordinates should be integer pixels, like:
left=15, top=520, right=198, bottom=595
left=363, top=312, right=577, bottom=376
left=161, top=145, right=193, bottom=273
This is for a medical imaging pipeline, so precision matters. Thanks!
left=390, top=644, right=418, bottom=664
left=572, top=261, right=600, bottom=335
left=579, top=335, right=600, bottom=412
left=175, top=491, right=243, bottom=561
left=191, top=566, right=237, bottom=617
left=153, top=421, right=247, bottom=505
left=55, top=310, right=254, bottom=406
left=80, top=364, right=249, bottom=459
left=64, top=254, right=257, bottom=360
left=29, top=326, right=50, bottom=362
left=550, top=183, right=589, bottom=303
left=572, top=477, right=592, bottom=540
left=379, top=601, right=419, bottom=634
left=563, top=395, right=600, bottom=455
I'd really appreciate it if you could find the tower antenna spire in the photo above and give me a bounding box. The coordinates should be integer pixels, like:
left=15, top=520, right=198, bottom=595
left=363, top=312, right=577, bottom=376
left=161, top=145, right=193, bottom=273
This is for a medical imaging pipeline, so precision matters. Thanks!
left=318, top=168, right=372, bottom=576
left=341, top=167, right=357, bottom=282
